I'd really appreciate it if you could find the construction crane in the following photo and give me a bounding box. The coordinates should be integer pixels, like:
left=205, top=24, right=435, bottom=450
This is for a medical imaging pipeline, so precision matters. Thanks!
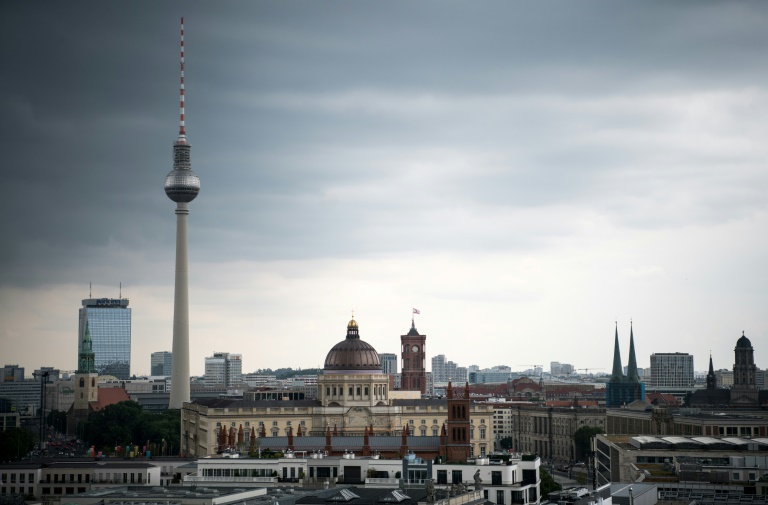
left=576, top=367, right=604, bottom=377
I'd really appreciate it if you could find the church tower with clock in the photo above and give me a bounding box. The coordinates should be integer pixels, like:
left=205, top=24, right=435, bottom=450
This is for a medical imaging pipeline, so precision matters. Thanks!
left=401, top=318, right=426, bottom=394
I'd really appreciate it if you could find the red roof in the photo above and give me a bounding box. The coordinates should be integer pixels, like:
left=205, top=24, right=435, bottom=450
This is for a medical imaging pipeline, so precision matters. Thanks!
left=90, top=387, right=131, bottom=412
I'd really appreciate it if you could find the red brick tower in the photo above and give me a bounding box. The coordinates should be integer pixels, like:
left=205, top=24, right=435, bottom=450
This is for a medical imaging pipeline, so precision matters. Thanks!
left=401, top=316, right=426, bottom=393
left=444, top=381, right=471, bottom=462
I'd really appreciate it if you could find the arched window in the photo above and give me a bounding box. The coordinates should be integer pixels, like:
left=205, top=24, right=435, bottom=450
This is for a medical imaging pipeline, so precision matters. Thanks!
left=80, top=378, right=84, bottom=387
left=91, top=378, right=95, bottom=387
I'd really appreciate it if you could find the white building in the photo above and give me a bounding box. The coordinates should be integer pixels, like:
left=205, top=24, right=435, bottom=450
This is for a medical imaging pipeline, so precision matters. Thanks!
left=432, top=355, right=468, bottom=384
left=204, top=352, right=243, bottom=387
left=650, top=353, right=694, bottom=388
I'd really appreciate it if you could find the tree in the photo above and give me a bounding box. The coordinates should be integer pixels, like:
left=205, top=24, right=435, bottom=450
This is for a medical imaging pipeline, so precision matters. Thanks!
left=0, top=427, right=34, bottom=461
left=83, top=401, right=180, bottom=455
left=539, top=468, right=561, bottom=497
left=572, top=425, right=603, bottom=461
left=499, top=437, right=514, bottom=451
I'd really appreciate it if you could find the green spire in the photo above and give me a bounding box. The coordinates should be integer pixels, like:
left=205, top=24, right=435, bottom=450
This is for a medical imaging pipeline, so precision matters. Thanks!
left=78, top=321, right=96, bottom=374
left=611, top=322, right=625, bottom=382
left=626, top=321, right=640, bottom=383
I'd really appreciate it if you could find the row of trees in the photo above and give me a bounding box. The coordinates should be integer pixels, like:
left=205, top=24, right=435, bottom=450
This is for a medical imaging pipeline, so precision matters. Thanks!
left=80, top=401, right=180, bottom=455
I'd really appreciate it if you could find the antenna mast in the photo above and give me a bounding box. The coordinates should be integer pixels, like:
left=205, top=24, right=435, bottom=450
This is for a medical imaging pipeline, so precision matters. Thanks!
left=178, top=17, right=186, bottom=142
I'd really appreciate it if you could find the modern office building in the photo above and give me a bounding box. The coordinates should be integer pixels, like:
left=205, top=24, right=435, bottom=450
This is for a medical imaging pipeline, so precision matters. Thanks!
left=78, top=297, right=131, bottom=379
left=2, top=364, right=25, bottom=382
left=650, top=352, right=694, bottom=388
left=204, top=352, right=242, bottom=386
left=151, top=351, right=173, bottom=376
left=380, top=353, right=397, bottom=374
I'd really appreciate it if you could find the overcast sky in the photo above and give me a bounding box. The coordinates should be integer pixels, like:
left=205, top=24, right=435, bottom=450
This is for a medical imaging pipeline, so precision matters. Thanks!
left=1, top=1, right=767, bottom=378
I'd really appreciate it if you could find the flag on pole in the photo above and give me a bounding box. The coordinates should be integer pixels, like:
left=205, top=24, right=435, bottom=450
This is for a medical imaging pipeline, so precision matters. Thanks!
left=413, top=308, right=420, bottom=314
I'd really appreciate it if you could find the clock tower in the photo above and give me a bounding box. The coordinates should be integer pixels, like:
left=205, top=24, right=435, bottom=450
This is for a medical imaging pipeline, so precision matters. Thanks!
left=400, top=319, right=426, bottom=394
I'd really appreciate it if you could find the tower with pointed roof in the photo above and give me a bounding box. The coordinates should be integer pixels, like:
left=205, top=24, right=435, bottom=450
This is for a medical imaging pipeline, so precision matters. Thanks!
left=606, top=322, right=645, bottom=408
left=706, top=354, right=717, bottom=390
left=400, top=317, right=427, bottom=394
left=70, top=321, right=99, bottom=434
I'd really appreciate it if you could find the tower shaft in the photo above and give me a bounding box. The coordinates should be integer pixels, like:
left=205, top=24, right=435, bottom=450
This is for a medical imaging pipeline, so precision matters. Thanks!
left=169, top=203, right=191, bottom=409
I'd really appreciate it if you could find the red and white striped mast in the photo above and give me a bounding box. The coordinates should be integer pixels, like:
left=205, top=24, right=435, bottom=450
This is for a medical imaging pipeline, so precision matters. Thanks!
left=178, top=17, right=186, bottom=143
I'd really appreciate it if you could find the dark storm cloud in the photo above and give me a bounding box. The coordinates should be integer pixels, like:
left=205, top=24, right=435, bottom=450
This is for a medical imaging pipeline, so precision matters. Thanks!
left=2, top=1, right=768, bottom=286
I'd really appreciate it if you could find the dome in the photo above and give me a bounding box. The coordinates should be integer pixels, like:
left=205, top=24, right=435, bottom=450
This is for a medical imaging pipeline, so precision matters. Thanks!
left=323, top=318, right=381, bottom=372
left=736, top=332, right=752, bottom=349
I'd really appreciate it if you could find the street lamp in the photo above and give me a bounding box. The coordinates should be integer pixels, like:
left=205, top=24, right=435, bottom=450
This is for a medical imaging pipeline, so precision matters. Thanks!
left=628, top=486, right=634, bottom=505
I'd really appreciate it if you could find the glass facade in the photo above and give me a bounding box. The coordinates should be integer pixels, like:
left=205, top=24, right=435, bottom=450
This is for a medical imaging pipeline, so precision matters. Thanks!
left=78, top=298, right=131, bottom=379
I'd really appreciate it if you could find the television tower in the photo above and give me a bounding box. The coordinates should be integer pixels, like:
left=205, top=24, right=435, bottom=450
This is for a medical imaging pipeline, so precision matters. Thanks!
left=165, top=17, right=200, bottom=409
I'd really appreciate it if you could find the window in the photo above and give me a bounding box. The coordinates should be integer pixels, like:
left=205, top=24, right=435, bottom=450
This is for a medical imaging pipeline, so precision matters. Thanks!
left=301, top=421, right=306, bottom=426
left=245, top=421, right=250, bottom=427
left=287, top=421, right=292, bottom=426
left=497, top=490, right=505, bottom=504
left=421, top=419, right=426, bottom=424
left=356, top=386, right=361, bottom=396
left=480, top=428, right=486, bottom=439
left=272, top=421, right=278, bottom=426
left=492, top=471, right=502, bottom=485
left=364, top=387, right=369, bottom=396
left=433, top=419, right=439, bottom=424
left=349, top=387, right=353, bottom=396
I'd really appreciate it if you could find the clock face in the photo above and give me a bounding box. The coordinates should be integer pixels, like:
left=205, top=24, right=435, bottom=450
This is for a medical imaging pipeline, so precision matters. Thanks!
left=411, top=345, right=419, bottom=353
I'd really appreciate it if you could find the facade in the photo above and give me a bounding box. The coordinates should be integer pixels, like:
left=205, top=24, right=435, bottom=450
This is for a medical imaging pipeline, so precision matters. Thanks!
left=492, top=404, right=606, bottom=462
left=380, top=353, right=397, bottom=375
left=185, top=455, right=541, bottom=505
left=595, top=433, right=768, bottom=488
left=605, top=323, right=645, bottom=407
left=400, top=321, right=426, bottom=393
left=204, top=352, right=243, bottom=387
left=150, top=351, right=173, bottom=376
left=0, top=379, right=43, bottom=417
left=606, top=407, right=768, bottom=437
left=78, top=298, right=131, bottom=379
left=181, top=318, right=495, bottom=459
left=650, top=352, right=694, bottom=388
left=0, top=458, right=195, bottom=504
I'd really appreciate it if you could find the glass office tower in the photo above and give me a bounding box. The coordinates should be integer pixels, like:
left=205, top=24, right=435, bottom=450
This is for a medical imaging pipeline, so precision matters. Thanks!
left=78, top=298, right=131, bottom=379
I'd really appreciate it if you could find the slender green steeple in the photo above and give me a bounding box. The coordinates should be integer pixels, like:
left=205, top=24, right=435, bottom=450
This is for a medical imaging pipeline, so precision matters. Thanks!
left=626, top=321, right=640, bottom=384
left=611, top=322, right=625, bottom=382
left=78, top=321, right=96, bottom=374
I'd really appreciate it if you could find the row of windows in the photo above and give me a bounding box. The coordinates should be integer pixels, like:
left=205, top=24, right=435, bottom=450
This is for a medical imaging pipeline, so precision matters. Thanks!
left=0, top=473, right=35, bottom=484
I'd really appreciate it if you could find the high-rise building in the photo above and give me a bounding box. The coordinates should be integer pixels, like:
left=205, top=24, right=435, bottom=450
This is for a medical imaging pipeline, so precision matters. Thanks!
left=204, top=352, right=243, bottom=387
left=165, top=18, right=201, bottom=409
left=650, top=352, right=694, bottom=388
left=400, top=318, right=426, bottom=393
left=151, top=351, right=173, bottom=376
left=78, top=297, right=131, bottom=379
left=379, top=353, right=397, bottom=375
left=2, top=365, right=25, bottom=382
left=431, top=354, right=468, bottom=384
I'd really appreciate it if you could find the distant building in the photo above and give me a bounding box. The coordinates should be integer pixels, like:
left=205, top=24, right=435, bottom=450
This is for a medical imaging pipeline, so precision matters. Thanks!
left=605, top=322, right=645, bottom=408
left=79, top=297, right=131, bottom=379
left=432, top=354, right=468, bottom=384
left=151, top=351, right=173, bottom=376
left=380, top=352, right=397, bottom=374
left=204, top=352, right=243, bottom=387
left=650, top=352, right=694, bottom=388
left=2, top=364, right=25, bottom=382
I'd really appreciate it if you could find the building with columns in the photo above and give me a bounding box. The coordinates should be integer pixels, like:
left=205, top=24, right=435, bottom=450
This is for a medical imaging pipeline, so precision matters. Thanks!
left=180, top=318, right=494, bottom=458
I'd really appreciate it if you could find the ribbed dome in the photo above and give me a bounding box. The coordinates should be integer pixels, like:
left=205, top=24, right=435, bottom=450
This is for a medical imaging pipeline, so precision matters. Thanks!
left=323, top=318, right=381, bottom=371
left=736, top=332, right=752, bottom=348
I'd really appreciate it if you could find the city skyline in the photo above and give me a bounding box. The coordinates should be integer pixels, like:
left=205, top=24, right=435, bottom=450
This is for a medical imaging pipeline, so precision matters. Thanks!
left=2, top=2, right=768, bottom=376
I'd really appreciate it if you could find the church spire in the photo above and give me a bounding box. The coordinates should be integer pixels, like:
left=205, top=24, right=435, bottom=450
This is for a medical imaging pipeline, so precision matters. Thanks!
left=706, top=353, right=717, bottom=390
left=78, top=321, right=96, bottom=374
left=626, top=320, right=640, bottom=383
left=611, top=322, right=624, bottom=382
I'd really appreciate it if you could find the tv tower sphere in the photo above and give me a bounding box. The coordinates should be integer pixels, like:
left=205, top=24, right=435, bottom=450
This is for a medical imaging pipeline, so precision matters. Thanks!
left=164, top=142, right=200, bottom=203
